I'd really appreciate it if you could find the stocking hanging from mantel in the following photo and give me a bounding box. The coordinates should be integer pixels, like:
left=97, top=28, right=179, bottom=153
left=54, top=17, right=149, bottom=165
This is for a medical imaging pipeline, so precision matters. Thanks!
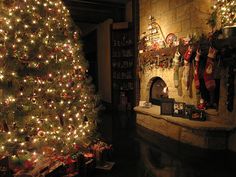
left=204, top=47, right=217, bottom=92
left=173, top=50, right=180, bottom=88
left=194, top=50, right=201, bottom=91
left=183, top=46, right=193, bottom=91
left=204, top=47, right=217, bottom=107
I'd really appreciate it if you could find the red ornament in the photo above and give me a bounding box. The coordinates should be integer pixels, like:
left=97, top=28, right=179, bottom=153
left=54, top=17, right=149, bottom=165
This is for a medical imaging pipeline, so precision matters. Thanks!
left=37, top=130, right=45, bottom=137
left=74, top=144, right=80, bottom=151
left=24, top=160, right=34, bottom=170
left=65, top=156, right=76, bottom=165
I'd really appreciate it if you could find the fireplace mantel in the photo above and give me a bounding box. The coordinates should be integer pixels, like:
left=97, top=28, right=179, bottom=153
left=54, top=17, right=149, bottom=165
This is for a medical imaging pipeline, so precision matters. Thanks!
left=135, top=106, right=236, bottom=150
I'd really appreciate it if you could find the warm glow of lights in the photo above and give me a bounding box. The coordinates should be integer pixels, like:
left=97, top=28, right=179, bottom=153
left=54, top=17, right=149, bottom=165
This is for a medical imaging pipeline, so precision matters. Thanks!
left=0, top=0, right=97, bottom=159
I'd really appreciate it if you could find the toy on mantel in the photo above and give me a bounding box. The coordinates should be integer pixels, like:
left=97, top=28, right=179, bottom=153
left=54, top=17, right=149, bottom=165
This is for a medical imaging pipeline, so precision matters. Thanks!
left=197, top=98, right=207, bottom=110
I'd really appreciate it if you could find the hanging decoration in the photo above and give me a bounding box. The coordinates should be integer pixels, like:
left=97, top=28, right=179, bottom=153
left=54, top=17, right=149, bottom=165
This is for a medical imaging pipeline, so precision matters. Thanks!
left=173, top=50, right=180, bottom=88
left=144, top=16, right=166, bottom=51
left=139, top=47, right=176, bottom=71
left=138, top=16, right=193, bottom=72
left=183, top=46, right=193, bottom=90
left=204, top=47, right=217, bottom=92
left=194, top=50, right=201, bottom=91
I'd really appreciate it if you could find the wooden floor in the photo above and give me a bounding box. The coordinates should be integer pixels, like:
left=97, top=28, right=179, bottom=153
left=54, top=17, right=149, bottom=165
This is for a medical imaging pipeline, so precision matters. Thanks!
left=94, top=109, right=138, bottom=177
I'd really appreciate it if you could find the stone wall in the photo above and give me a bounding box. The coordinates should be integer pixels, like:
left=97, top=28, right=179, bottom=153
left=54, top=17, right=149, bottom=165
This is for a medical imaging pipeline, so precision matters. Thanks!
left=138, top=0, right=213, bottom=106
left=138, top=0, right=236, bottom=151
left=139, top=0, right=212, bottom=38
left=138, top=0, right=236, bottom=123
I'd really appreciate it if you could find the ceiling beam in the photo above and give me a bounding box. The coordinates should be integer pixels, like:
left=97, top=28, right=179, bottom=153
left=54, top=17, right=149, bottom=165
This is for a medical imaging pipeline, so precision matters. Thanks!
left=63, top=0, right=125, bottom=24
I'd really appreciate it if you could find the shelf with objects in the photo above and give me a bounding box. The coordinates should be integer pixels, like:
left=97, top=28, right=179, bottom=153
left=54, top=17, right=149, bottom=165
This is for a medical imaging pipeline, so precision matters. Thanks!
left=111, top=22, right=136, bottom=111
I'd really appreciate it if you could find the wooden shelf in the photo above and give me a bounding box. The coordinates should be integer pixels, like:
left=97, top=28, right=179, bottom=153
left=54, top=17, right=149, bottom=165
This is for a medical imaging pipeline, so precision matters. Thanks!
left=111, top=22, right=136, bottom=110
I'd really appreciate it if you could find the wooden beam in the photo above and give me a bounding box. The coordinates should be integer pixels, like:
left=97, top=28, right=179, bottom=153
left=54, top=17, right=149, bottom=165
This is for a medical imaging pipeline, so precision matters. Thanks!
left=63, top=0, right=125, bottom=24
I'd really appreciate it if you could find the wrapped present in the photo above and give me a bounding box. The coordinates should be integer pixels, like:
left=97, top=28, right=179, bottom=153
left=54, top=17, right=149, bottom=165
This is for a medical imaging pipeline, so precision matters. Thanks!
left=90, top=141, right=112, bottom=165
left=14, top=155, right=53, bottom=177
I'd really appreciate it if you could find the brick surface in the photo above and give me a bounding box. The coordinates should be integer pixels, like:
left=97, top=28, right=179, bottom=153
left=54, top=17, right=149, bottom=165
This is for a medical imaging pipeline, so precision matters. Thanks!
left=140, top=0, right=212, bottom=37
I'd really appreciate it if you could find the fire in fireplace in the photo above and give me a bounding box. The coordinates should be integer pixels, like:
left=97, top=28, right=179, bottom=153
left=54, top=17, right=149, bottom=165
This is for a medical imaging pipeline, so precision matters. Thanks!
left=149, top=77, right=169, bottom=105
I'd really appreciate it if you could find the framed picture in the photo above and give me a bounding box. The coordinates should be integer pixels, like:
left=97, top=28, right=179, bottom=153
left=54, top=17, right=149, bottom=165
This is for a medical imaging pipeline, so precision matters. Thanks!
left=189, top=109, right=206, bottom=121
left=184, top=105, right=195, bottom=119
left=172, top=102, right=185, bottom=117
left=160, top=98, right=174, bottom=115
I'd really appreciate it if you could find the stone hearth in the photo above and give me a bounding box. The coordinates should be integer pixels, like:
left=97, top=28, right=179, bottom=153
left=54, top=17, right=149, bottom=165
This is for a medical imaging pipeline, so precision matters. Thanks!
left=135, top=106, right=236, bottom=150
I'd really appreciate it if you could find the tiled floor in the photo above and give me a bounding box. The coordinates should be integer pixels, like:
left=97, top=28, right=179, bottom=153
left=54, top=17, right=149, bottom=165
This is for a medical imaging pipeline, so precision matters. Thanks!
left=93, top=108, right=236, bottom=177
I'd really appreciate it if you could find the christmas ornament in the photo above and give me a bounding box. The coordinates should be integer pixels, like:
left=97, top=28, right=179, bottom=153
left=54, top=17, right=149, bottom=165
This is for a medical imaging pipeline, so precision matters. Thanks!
left=166, top=33, right=178, bottom=47
left=37, top=130, right=45, bottom=137
left=31, top=97, right=36, bottom=104
left=68, top=125, right=75, bottom=131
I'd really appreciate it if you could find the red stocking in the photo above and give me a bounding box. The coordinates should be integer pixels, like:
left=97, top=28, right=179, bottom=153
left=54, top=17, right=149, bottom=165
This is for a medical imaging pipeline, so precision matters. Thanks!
left=194, top=50, right=201, bottom=90
left=204, top=47, right=217, bottom=92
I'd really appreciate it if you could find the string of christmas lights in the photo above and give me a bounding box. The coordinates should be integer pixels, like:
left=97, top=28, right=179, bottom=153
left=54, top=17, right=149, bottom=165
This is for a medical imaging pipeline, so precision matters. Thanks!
left=212, top=0, right=236, bottom=27
left=0, top=0, right=99, bottom=161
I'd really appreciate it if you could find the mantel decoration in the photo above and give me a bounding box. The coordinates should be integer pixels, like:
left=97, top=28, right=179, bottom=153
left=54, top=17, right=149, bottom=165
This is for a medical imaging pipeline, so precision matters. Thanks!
left=139, top=9, right=236, bottom=111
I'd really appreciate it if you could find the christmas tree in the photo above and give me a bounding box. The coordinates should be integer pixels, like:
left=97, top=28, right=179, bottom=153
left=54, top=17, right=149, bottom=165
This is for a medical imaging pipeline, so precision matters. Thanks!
left=208, top=0, right=236, bottom=28
left=0, top=0, right=99, bottom=159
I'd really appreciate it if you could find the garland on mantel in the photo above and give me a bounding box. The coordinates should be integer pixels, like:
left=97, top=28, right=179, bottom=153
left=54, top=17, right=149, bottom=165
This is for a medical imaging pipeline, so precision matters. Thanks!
left=138, top=37, right=191, bottom=72
left=138, top=33, right=236, bottom=73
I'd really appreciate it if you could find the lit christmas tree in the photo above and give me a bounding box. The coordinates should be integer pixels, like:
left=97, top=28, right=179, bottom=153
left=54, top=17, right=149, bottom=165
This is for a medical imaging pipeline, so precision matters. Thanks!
left=0, top=0, right=99, bottom=159
left=209, top=0, right=236, bottom=27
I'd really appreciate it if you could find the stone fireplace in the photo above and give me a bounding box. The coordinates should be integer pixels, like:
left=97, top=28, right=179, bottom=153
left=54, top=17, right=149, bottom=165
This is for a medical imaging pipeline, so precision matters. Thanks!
left=135, top=0, right=236, bottom=152
left=135, top=57, right=236, bottom=152
left=141, top=67, right=197, bottom=106
left=149, top=77, right=168, bottom=105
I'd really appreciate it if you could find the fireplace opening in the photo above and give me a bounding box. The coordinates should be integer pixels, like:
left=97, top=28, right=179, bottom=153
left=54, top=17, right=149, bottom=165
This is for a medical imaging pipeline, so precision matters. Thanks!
left=149, top=77, right=169, bottom=105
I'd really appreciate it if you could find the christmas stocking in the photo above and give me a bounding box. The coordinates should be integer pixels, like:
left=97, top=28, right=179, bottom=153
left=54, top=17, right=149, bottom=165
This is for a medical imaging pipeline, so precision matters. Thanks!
left=183, top=46, right=192, bottom=90
left=194, top=50, right=201, bottom=90
left=204, top=47, right=217, bottom=92
left=173, top=50, right=180, bottom=88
